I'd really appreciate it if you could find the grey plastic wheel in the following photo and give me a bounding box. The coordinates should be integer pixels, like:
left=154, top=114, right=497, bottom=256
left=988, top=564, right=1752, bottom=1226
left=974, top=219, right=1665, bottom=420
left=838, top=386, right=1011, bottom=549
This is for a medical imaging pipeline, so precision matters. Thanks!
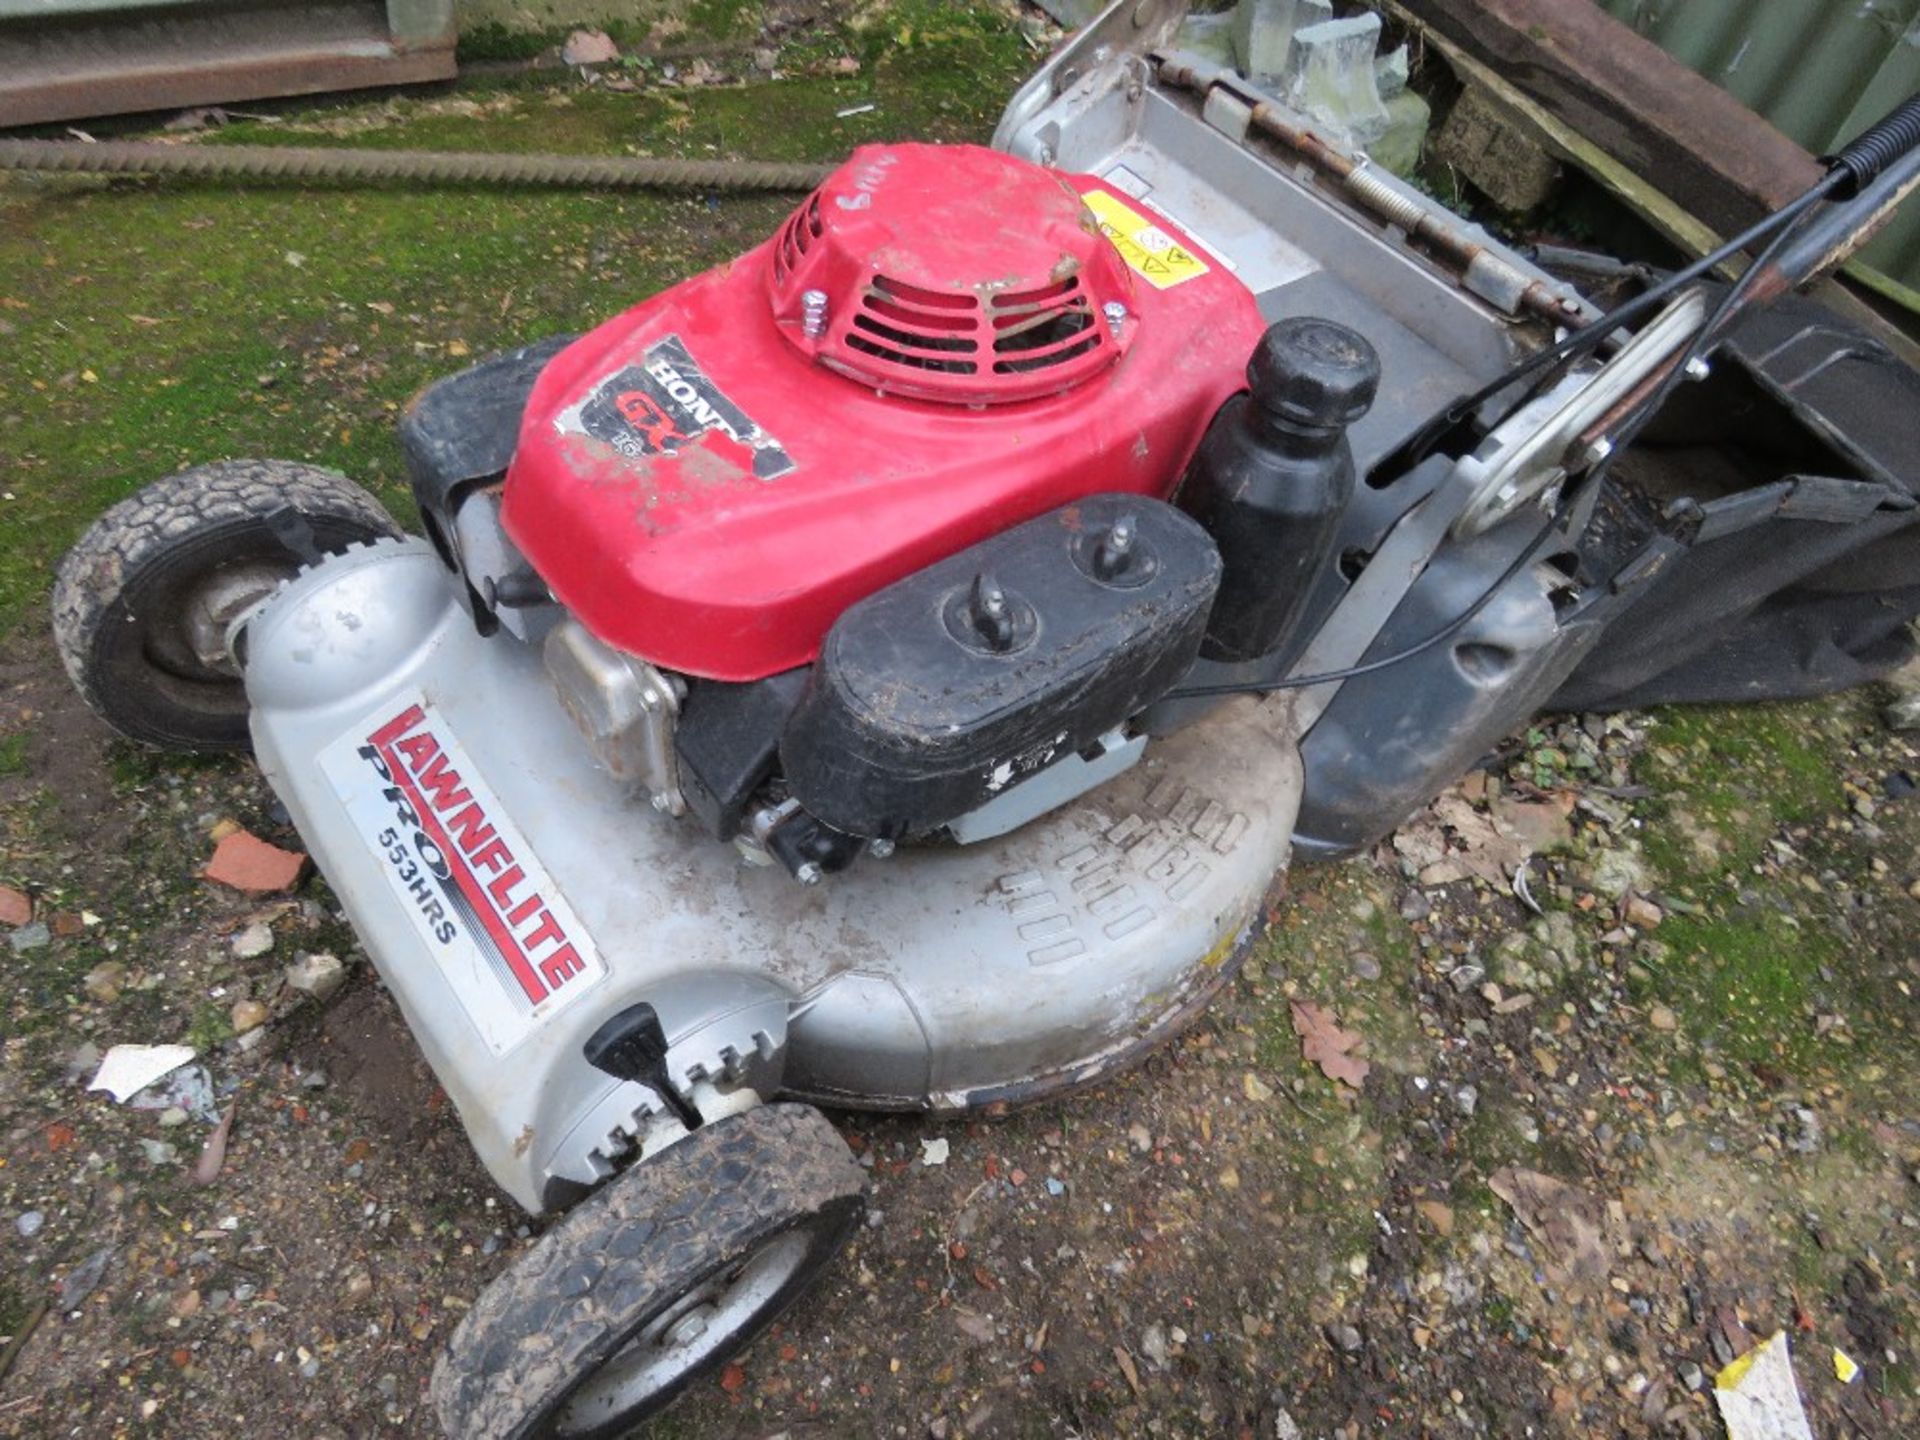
left=51, top=459, right=400, bottom=751
left=432, top=1103, right=866, bottom=1440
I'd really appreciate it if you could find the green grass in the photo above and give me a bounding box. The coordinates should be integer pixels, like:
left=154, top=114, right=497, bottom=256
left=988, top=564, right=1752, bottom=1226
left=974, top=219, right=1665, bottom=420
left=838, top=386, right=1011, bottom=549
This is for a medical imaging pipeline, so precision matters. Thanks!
left=455, top=0, right=769, bottom=64
left=0, top=729, right=27, bottom=777
left=0, top=7, right=1029, bottom=644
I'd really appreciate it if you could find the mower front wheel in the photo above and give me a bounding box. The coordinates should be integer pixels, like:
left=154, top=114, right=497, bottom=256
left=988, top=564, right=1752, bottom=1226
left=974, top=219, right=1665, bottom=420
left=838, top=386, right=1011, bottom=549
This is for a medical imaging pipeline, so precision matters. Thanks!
left=432, top=1103, right=866, bottom=1440
left=52, top=459, right=401, bottom=752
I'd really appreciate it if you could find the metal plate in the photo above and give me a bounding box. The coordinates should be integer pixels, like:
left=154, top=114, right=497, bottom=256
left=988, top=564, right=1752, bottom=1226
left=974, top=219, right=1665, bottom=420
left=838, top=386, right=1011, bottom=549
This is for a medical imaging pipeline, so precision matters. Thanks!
left=246, top=544, right=1305, bottom=1211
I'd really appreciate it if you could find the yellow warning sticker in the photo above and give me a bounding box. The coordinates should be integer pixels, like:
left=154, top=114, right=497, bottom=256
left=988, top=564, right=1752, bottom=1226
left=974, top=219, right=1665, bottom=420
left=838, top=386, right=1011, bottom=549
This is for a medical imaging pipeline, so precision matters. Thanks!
left=1081, top=189, right=1210, bottom=290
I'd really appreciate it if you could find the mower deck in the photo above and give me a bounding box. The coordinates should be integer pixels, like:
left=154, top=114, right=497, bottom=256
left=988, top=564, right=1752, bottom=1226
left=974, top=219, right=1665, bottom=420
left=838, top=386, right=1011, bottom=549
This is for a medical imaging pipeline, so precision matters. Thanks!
left=243, top=540, right=1306, bottom=1212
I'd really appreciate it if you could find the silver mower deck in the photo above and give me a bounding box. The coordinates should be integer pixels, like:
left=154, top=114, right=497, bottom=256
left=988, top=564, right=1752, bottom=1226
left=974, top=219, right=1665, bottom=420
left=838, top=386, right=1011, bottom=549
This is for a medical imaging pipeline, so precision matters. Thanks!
left=244, top=540, right=1304, bottom=1213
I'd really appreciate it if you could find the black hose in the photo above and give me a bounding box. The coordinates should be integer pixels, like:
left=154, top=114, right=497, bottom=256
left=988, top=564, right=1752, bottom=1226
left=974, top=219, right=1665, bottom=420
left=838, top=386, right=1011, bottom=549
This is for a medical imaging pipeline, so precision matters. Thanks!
left=1825, top=92, right=1920, bottom=199
left=0, top=138, right=832, bottom=192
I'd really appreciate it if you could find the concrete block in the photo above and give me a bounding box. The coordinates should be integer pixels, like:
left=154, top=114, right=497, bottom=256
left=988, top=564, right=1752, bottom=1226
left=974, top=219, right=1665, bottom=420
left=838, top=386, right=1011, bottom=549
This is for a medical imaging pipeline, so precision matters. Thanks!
left=1284, top=13, right=1391, bottom=144
left=1231, top=0, right=1332, bottom=84
left=1433, top=84, right=1562, bottom=211
left=1176, top=10, right=1238, bottom=69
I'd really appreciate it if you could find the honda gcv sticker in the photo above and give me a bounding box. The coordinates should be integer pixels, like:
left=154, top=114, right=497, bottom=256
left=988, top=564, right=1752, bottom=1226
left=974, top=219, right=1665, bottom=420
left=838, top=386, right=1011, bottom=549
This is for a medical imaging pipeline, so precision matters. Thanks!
left=557, top=333, right=796, bottom=479
left=320, top=695, right=608, bottom=1055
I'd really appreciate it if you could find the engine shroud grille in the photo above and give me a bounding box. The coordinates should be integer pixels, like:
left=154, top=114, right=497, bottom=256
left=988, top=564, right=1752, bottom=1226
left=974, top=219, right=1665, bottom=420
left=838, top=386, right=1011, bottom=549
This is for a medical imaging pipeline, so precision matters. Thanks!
left=768, top=143, right=1135, bottom=404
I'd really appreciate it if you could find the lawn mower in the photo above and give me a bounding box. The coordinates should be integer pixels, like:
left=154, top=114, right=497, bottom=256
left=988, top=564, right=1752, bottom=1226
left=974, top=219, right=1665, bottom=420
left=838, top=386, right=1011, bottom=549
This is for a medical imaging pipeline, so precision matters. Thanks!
left=49, top=1, right=1920, bottom=1433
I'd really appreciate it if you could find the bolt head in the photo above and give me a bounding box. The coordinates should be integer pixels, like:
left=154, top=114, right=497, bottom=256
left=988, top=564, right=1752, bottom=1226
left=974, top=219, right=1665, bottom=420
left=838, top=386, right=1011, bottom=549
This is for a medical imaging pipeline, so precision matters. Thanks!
left=663, top=1308, right=712, bottom=1348
left=795, top=862, right=823, bottom=886
left=799, top=288, right=830, bottom=339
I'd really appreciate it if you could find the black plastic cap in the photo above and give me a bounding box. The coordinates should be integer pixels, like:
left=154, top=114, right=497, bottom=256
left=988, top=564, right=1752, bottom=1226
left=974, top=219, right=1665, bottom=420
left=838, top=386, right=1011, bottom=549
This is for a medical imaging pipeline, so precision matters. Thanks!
left=583, top=1002, right=671, bottom=1085
left=1246, top=317, right=1381, bottom=429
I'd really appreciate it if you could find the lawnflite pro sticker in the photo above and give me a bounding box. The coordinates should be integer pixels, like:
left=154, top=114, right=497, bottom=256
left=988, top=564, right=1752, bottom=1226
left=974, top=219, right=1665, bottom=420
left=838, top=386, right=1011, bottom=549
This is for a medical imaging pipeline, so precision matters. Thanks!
left=319, top=696, right=608, bottom=1056
left=1081, top=189, right=1210, bottom=290
left=556, top=333, right=796, bottom=480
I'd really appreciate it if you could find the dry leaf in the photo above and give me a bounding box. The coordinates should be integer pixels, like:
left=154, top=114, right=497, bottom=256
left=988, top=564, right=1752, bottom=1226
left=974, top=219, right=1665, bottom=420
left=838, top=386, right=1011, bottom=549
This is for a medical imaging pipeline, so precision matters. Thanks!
left=1489, top=1166, right=1610, bottom=1288
left=1394, top=787, right=1573, bottom=886
left=1489, top=791, right=1575, bottom=858
left=1290, top=1001, right=1370, bottom=1089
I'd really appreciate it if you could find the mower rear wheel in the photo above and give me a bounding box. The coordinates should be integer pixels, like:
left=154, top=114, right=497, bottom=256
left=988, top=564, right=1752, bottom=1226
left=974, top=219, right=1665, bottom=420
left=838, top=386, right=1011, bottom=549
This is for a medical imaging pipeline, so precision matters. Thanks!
left=52, top=460, right=400, bottom=752
left=432, top=1103, right=866, bottom=1440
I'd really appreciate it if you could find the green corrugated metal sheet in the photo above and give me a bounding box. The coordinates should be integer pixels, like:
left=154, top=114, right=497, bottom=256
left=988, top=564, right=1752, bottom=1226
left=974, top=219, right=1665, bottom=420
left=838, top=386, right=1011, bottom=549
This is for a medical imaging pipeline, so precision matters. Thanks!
left=1597, top=0, right=1920, bottom=307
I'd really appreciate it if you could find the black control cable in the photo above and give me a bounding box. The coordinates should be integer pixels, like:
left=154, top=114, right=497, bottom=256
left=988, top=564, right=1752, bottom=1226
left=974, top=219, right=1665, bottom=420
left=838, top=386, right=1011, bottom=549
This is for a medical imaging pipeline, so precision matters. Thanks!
left=1164, top=206, right=1813, bottom=701
left=1162, top=93, right=1920, bottom=701
left=1381, top=91, right=1920, bottom=479
left=1378, top=176, right=1838, bottom=479
left=1162, top=486, right=1582, bottom=698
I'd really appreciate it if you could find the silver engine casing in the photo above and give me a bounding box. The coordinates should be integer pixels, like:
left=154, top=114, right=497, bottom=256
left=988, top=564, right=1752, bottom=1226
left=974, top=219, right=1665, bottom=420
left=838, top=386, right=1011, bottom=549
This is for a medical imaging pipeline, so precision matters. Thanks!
left=245, top=540, right=1304, bottom=1213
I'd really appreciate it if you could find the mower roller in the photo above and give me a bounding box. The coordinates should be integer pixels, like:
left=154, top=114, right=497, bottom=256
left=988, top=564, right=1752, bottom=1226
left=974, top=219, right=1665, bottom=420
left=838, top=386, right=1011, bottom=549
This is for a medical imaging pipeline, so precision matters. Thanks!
left=51, top=2, right=1920, bottom=1433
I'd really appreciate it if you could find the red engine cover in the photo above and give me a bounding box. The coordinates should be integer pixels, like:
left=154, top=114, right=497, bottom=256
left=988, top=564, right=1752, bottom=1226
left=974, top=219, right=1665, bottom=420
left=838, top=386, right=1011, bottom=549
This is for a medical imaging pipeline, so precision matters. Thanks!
left=501, top=143, right=1265, bottom=681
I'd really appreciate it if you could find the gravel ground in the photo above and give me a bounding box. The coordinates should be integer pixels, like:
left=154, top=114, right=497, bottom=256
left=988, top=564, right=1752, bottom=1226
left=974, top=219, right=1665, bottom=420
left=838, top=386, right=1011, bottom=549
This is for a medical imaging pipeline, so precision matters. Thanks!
left=5, top=624, right=1918, bottom=1439
left=2, top=9, right=1918, bottom=1437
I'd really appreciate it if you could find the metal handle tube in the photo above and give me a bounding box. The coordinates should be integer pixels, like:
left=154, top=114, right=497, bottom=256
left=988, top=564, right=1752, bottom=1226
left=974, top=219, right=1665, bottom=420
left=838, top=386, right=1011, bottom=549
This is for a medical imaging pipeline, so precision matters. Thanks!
left=1770, top=141, right=1920, bottom=293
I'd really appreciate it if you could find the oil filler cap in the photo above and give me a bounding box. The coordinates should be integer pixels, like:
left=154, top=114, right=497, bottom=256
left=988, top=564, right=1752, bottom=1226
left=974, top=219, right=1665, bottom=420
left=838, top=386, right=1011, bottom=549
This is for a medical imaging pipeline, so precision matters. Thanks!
left=1247, top=317, right=1381, bottom=430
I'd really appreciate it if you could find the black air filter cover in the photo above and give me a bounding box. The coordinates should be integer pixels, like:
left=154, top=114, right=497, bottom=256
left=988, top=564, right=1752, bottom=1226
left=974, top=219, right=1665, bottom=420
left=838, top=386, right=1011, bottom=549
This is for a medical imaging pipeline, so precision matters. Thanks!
left=780, top=495, right=1221, bottom=839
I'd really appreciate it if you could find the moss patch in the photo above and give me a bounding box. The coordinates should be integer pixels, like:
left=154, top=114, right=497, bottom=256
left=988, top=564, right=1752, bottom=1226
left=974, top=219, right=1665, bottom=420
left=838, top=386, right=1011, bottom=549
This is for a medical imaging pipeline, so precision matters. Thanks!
left=1633, top=908, right=1839, bottom=1069
left=1637, top=701, right=1849, bottom=888
left=1252, top=865, right=1426, bottom=1080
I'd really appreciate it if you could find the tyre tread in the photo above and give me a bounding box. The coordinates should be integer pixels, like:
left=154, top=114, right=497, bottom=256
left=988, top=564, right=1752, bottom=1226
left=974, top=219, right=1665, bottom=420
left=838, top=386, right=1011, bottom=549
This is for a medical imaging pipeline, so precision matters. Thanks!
left=50, top=459, right=399, bottom=745
left=432, top=1104, right=865, bottom=1440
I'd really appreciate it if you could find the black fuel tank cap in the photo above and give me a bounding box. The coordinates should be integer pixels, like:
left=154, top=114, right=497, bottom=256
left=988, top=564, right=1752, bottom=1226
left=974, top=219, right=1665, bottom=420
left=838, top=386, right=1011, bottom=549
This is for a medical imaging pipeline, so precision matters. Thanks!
left=1247, top=317, right=1381, bottom=429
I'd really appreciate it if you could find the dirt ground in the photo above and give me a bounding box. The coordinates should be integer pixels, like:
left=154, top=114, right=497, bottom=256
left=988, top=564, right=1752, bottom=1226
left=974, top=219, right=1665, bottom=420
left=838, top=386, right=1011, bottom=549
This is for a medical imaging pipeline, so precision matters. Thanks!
left=3, top=5, right=1919, bottom=1439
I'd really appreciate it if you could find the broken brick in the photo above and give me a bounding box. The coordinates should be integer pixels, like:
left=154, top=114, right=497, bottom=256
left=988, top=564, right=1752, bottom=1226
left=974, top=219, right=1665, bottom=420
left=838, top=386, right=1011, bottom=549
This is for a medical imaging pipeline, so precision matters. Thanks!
left=0, top=884, right=30, bottom=927
left=202, top=830, right=307, bottom=894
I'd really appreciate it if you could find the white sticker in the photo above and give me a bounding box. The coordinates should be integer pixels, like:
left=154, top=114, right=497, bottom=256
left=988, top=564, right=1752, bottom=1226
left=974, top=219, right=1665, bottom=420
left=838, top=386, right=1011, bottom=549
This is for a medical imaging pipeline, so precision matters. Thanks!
left=319, top=695, right=608, bottom=1056
left=1102, top=163, right=1154, bottom=200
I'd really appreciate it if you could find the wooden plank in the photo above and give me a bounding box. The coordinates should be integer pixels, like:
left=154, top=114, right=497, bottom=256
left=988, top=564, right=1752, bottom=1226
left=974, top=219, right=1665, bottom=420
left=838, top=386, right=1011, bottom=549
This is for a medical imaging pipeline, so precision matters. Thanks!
left=1385, top=8, right=1723, bottom=257
left=1392, top=0, right=1824, bottom=237
left=0, top=2, right=454, bottom=129
left=0, top=47, right=455, bottom=130
left=1392, top=4, right=1920, bottom=350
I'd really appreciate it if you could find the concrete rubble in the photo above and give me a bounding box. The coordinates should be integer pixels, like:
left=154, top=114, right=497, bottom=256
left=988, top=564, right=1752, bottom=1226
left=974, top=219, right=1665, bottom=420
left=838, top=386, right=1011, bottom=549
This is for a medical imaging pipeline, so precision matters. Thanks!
left=1036, top=0, right=1429, bottom=171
